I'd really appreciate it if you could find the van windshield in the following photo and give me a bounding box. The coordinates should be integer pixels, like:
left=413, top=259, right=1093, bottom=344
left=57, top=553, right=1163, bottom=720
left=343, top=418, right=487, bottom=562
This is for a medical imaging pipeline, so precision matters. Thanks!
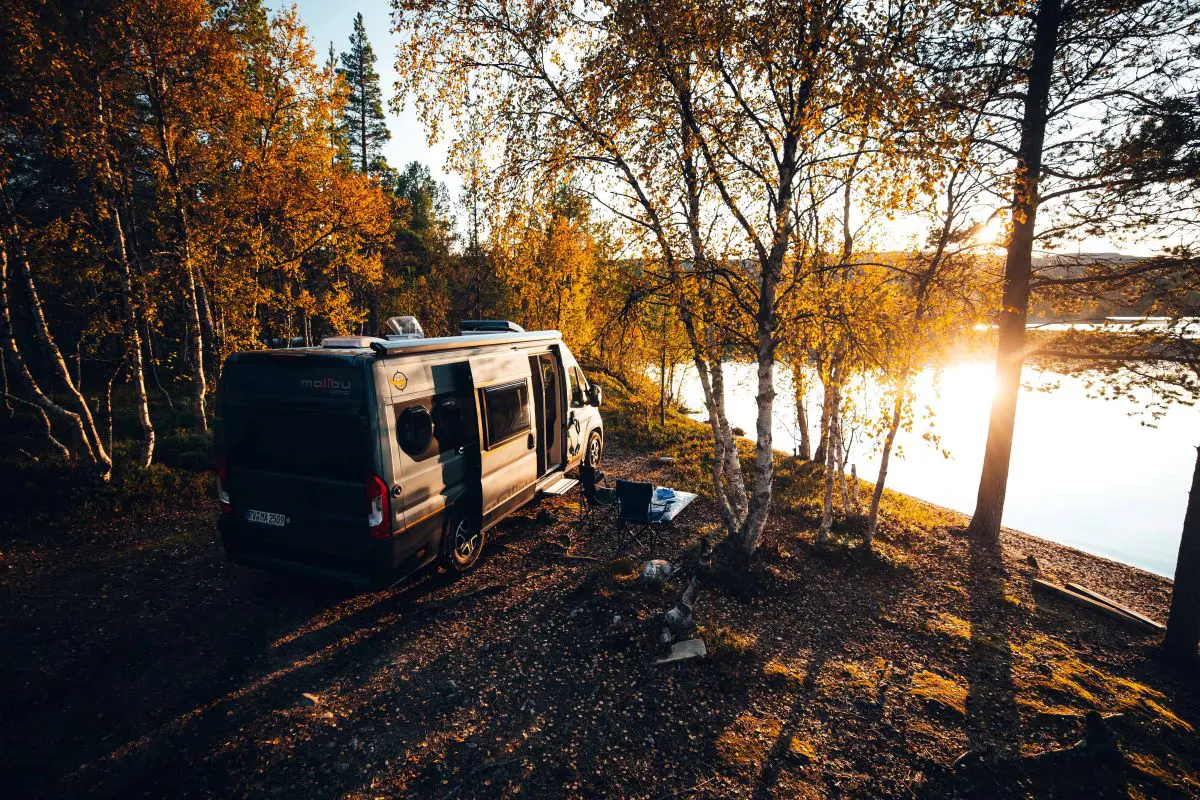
left=225, top=406, right=367, bottom=481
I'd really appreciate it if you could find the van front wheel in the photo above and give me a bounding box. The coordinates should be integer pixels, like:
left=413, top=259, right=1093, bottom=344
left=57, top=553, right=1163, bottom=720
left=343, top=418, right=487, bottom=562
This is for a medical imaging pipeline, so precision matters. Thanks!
left=441, top=505, right=485, bottom=575
left=585, top=431, right=603, bottom=468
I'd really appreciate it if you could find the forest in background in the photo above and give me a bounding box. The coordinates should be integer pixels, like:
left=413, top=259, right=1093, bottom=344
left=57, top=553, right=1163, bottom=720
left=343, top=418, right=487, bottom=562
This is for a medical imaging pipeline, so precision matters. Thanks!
left=0, top=0, right=667, bottom=476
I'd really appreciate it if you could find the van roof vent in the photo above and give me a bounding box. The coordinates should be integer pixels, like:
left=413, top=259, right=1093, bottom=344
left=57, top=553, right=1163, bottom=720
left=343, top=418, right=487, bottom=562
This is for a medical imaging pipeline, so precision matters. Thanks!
left=320, top=336, right=386, bottom=349
left=384, top=315, right=425, bottom=340
left=460, top=319, right=526, bottom=334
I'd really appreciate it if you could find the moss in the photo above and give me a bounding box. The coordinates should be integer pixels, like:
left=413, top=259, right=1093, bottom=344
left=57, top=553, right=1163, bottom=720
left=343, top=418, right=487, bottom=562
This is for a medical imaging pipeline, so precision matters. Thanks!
left=814, top=657, right=890, bottom=700
left=763, top=658, right=808, bottom=688
left=701, top=625, right=759, bottom=662
left=716, top=711, right=782, bottom=767
left=788, top=736, right=816, bottom=764
left=928, top=612, right=972, bottom=643
left=1012, top=634, right=1192, bottom=734
left=910, top=670, right=968, bottom=715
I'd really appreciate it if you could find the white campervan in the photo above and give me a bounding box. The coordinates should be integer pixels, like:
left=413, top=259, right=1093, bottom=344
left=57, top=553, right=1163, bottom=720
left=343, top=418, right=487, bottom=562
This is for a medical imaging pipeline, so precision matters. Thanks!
left=215, top=318, right=604, bottom=586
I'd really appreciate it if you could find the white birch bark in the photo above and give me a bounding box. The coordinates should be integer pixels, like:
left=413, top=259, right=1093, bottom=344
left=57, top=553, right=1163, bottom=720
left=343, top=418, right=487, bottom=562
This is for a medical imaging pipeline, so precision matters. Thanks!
left=1, top=191, right=110, bottom=474
left=866, top=384, right=907, bottom=548
left=107, top=198, right=155, bottom=465
left=835, top=417, right=852, bottom=514
left=817, top=382, right=842, bottom=543
left=0, top=237, right=105, bottom=475
left=792, top=361, right=811, bottom=460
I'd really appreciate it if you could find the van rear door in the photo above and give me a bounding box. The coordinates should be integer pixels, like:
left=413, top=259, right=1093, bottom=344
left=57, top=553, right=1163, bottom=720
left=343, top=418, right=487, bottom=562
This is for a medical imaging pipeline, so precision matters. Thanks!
left=469, top=352, right=538, bottom=527
left=219, top=357, right=376, bottom=573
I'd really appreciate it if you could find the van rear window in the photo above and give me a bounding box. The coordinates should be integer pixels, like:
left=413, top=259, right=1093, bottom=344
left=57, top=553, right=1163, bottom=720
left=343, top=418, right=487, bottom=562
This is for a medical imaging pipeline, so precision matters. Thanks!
left=225, top=407, right=367, bottom=481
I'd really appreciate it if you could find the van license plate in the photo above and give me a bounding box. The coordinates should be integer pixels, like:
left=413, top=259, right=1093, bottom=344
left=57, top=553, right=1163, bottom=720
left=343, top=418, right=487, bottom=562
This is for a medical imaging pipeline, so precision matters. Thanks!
left=246, top=510, right=288, bottom=527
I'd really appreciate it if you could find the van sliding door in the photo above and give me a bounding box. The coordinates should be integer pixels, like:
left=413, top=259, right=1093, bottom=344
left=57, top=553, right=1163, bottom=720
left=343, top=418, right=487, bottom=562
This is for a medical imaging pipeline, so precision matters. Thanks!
left=469, top=352, right=538, bottom=526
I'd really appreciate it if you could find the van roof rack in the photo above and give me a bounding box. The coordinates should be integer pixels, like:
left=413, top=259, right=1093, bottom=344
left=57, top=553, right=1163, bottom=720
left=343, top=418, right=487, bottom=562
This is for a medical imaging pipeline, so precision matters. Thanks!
left=460, top=319, right=525, bottom=334
left=369, top=330, right=560, bottom=358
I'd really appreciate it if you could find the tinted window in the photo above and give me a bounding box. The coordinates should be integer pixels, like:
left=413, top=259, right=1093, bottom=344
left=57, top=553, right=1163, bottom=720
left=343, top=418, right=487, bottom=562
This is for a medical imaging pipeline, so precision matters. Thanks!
left=225, top=406, right=366, bottom=481
left=483, top=381, right=529, bottom=448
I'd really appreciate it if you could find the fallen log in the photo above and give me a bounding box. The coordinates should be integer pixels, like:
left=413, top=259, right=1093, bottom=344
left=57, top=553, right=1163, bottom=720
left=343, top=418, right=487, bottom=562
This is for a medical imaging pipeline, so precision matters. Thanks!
left=1032, top=579, right=1163, bottom=634
left=1064, top=582, right=1165, bottom=632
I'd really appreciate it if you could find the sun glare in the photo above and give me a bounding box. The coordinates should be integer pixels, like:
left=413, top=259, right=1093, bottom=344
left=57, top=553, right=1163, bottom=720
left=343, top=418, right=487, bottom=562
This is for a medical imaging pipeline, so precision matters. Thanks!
left=976, top=216, right=1006, bottom=246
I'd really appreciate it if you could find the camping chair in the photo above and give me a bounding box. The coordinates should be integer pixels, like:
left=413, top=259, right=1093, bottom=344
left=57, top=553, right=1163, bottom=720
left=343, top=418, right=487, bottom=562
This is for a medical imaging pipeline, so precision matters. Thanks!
left=615, top=479, right=665, bottom=557
left=579, top=464, right=617, bottom=528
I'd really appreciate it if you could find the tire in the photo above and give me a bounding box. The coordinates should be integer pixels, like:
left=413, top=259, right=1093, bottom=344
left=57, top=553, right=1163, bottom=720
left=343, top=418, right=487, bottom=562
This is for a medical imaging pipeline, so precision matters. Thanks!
left=440, top=504, right=485, bottom=576
left=584, top=430, right=603, bottom=468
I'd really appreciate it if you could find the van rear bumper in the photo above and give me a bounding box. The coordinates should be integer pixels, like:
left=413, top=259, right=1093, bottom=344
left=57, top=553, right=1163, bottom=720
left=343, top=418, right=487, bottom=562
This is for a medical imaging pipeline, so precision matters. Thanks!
left=225, top=549, right=374, bottom=587
left=219, top=515, right=383, bottom=587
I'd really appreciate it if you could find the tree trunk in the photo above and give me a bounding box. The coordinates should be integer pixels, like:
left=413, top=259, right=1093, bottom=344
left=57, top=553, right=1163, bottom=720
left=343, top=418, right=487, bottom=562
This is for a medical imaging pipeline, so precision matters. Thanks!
left=659, top=330, right=667, bottom=426
left=100, top=366, right=117, bottom=458
left=0, top=237, right=103, bottom=475
left=680, top=307, right=747, bottom=535
left=866, top=386, right=906, bottom=549
left=107, top=197, right=155, bottom=466
left=850, top=464, right=861, bottom=515
left=196, top=268, right=218, bottom=378
left=1, top=192, right=110, bottom=474
left=792, top=362, right=811, bottom=460
left=1165, top=447, right=1200, bottom=662
left=738, top=256, right=783, bottom=555
left=177, top=202, right=209, bottom=433
left=814, top=378, right=833, bottom=464
left=835, top=416, right=851, bottom=513
left=817, top=382, right=842, bottom=543
left=968, top=0, right=1063, bottom=543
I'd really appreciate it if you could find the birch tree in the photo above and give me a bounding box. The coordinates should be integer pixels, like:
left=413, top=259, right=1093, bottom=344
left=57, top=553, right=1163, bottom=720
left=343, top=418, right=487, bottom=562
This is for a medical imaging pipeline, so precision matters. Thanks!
left=394, top=0, right=938, bottom=555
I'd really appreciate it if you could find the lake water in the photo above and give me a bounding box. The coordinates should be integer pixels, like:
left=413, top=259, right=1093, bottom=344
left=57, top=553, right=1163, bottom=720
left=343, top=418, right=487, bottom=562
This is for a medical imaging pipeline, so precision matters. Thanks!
left=675, top=360, right=1199, bottom=577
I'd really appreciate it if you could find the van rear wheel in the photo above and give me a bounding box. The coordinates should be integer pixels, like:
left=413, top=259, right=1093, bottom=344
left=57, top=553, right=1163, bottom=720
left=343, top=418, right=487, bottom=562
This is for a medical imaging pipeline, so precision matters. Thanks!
left=585, top=431, right=603, bottom=468
left=441, top=505, right=485, bottom=575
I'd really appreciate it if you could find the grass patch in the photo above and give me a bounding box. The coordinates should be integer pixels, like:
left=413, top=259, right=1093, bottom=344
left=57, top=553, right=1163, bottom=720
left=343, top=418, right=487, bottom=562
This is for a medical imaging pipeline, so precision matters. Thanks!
left=716, top=711, right=782, bottom=767
left=814, top=657, right=891, bottom=700
left=763, top=657, right=808, bottom=688
left=928, top=612, right=972, bottom=643
left=1012, top=634, right=1192, bottom=733
left=701, top=625, right=759, bottom=663
left=910, top=670, right=968, bottom=715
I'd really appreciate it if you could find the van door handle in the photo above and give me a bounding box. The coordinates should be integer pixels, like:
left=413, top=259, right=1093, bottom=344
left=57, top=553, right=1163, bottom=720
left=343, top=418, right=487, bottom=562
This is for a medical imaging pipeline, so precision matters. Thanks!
left=527, top=433, right=535, bottom=449
left=391, top=485, right=403, bottom=498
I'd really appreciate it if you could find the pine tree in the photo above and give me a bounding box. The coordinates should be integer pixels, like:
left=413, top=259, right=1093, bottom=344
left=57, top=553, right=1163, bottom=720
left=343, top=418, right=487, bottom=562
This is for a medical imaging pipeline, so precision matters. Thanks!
left=337, top=13, right=390, bottom=177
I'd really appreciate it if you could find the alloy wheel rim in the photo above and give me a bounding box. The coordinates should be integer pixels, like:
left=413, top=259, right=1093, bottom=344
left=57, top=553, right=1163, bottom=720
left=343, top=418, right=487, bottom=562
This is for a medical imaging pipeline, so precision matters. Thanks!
left=454, top=520, right=480, bottom=561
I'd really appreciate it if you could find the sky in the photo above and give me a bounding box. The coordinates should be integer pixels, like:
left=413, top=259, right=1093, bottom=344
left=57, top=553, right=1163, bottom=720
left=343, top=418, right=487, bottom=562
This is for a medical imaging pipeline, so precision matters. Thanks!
left=278, top=1, right=461, bottom=199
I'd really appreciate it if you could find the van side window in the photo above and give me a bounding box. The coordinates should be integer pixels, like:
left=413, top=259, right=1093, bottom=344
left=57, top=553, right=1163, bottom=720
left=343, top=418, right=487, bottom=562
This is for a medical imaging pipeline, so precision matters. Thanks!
left=570, top=366, right=589, bottom=408
left=482, top=380, right=530, bottom=448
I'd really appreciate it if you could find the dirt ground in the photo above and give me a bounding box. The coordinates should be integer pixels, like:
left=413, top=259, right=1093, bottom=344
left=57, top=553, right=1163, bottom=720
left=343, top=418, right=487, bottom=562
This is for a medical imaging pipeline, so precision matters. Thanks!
left=2, top=441, right=1198, bottom=799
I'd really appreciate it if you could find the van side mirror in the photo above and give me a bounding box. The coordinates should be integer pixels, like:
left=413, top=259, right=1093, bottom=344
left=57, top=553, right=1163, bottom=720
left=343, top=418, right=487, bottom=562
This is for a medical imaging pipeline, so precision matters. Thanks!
left=588, top=385, right=603, bottom=407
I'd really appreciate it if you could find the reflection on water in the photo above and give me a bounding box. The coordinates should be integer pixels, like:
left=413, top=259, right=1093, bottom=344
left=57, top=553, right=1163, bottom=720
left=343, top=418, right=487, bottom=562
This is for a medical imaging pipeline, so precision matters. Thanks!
left=678, top=360, right=1199, bottom=577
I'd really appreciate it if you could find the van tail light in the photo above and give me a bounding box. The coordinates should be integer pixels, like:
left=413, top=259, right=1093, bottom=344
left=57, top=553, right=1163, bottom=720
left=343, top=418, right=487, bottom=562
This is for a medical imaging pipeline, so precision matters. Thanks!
left=216, top=458, right=232, bottom=514
left=367, top=475, right=391, bottom=539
